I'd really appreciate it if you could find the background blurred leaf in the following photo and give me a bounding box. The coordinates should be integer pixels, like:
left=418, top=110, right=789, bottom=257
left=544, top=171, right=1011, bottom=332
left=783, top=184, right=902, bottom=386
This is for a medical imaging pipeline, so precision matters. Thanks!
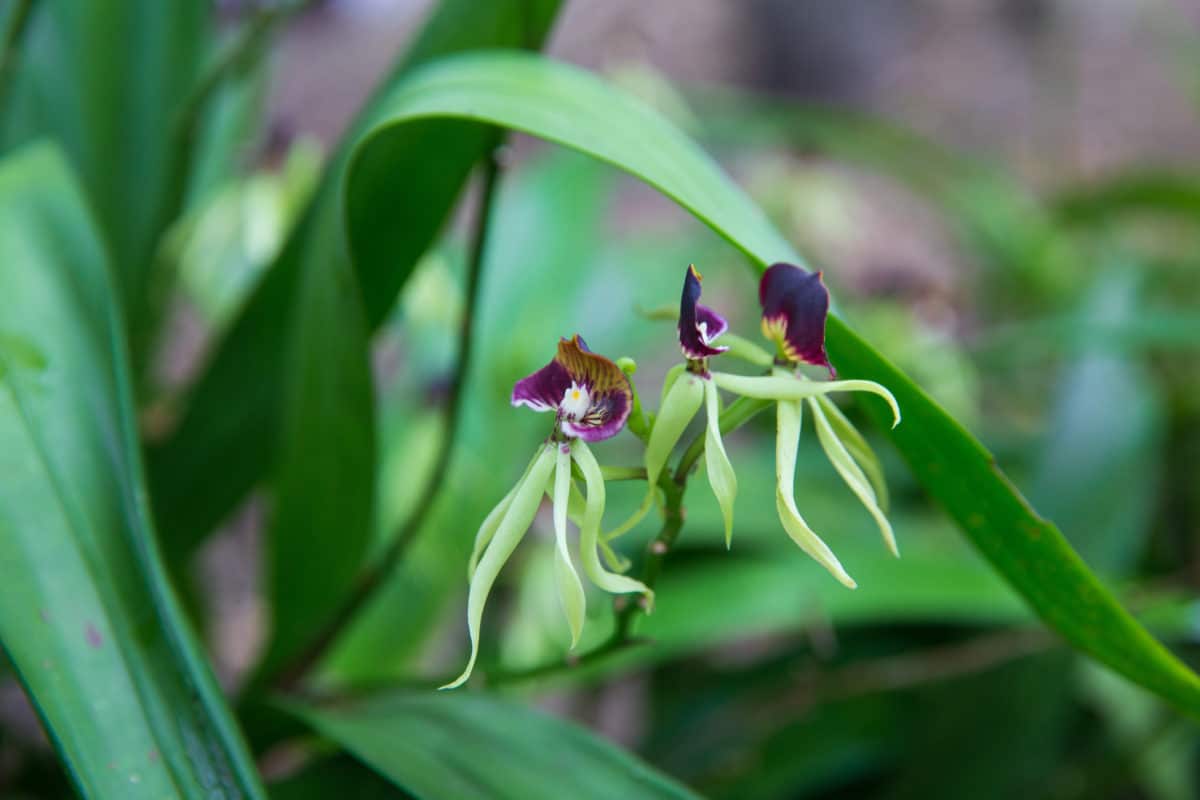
left=1054, top=172, right=1200, bottom=227
left=143, top=0, right=564, bottom=683
left=695, top=96, right=1075, bottom=305
left=285, top=692, right=700, bottom=800
left=341, top=50, right=1200, bottom=717
left=0, top=144, right=263, bottom=798
left=1, top=0, right=210, bottom=352
left=1029, top=270, right=1165, bottom=576
left=269, top=755, right=403, bottom=800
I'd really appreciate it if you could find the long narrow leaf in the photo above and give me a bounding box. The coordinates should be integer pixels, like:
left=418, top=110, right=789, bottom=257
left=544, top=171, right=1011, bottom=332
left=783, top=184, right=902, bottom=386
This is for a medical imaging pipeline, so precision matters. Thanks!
left=0, top=143, right=264, bottom=798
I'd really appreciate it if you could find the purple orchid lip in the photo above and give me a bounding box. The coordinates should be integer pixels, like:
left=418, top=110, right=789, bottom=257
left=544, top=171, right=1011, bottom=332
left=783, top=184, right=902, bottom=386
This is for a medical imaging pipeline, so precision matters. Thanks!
left=511, top=334, right=632, bottom=442
left=678, top=264, right=729, bottom=360
left=759, top=262, right=835, bottom=377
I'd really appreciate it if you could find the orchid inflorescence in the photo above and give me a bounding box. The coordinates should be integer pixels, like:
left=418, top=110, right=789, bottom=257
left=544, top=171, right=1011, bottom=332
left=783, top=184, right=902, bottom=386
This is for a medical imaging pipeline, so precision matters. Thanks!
left=442, top=263, right=901, bottom=689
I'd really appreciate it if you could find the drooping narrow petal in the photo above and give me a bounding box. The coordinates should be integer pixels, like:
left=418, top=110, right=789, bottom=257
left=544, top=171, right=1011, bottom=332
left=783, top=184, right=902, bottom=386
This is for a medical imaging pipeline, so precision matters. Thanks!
left=572, top=440, right=652, bottom=601
left=469, top=446, right=546, bottom=578
left=548, top=475, right=630, bottom=571
left=759, top=262, right=834, bottom=375
left=711, top=372, right=901, bottom=428
left=775, top=399, right=857, bottom=588
left=442, top=444, right=557, bottom=690
left=810, top=398, right=898, bottom=557
left=815, top=395, right=889, bottom=511
left=659, top=363, right=686, bottom=408
left=703, top=378, right=737, bottom=548
left=678, top=264, right=729, bottom=359
left=553, top=445, right=587, bottom=648
left=646, top=371, right=706, bottom=486
left=468, top=485, right=517, bottom=581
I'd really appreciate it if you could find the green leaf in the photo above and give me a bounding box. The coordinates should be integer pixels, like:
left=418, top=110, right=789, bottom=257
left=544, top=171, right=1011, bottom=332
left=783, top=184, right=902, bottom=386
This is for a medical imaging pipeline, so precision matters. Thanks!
left=2, top=0, right=211, bottom=345
left=1054, top=170, right=1200, bottom=227
left=146, top=0, right=563, bottom=681
left=285, top=692, right=699, bottom=800
left=0, top=144, right=264, bottom=798
left=341, top=51, right=1200, bottom=717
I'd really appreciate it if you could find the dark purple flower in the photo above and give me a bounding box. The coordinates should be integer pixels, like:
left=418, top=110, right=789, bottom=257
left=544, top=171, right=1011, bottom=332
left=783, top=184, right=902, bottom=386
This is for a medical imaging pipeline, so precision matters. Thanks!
left=678, top=264, right=729, bottom=360
left=512, top=335, right=632, bottom=442
left=759, top=262, right=835, bottom=377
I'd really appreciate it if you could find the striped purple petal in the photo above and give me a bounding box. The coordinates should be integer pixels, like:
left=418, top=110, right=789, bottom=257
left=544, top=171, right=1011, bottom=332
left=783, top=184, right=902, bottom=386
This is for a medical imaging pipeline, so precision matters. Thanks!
left=511, top=335, right=632, bottom=442
left=678, top=264, right=729, bottom=360
left=759, top=263, right=835, bottom=377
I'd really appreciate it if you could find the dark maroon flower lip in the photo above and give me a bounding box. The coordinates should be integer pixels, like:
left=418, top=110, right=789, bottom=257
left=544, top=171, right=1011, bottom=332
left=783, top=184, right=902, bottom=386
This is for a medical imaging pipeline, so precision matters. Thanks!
left=511, top=334, right=632, bottom=442
left=759, top=262, right=835, bottom=377
left=678, top=264, right=729, bottom=360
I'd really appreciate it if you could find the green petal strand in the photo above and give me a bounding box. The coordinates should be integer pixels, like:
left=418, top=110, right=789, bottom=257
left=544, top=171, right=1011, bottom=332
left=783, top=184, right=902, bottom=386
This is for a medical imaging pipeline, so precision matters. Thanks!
left=442, top=444, right=557, bottom=689
left=646, top=372, right=706, bottom=486
left=562, top=477, right=630, bottom=571
left=711, top=372, right=901, bottom=428
left=703, top=378, right=738, bottom=548
left=468, top=485, right=517, bottom=581
left=553, top=445, right=587, bottom=648
left=469, top=447, right=545, bottom=579
left=809, top=398, right=899, bottom=557
left=719, top=332, right=773, bottom=367
left=815, top=395, right=889, bottom=511
left=659, top=363, right=687, bottom=409
left=775, top=399, right=857, bottom=589
left=572, top=440, right=653, bottom=601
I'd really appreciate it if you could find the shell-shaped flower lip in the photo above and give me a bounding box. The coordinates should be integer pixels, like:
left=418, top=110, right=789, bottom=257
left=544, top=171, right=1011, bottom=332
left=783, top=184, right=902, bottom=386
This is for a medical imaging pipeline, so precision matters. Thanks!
left=678, top=264, right=729, bottom=360
left=511, top=334, right=633, bottom=442
left=759, top=262, right=835, bottom=377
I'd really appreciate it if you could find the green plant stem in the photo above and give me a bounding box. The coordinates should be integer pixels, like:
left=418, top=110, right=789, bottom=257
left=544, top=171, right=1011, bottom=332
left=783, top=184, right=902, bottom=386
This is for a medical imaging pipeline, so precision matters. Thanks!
left=0, top=0, right=36, bottom=111
left=273, top=151, right=503, bottom=691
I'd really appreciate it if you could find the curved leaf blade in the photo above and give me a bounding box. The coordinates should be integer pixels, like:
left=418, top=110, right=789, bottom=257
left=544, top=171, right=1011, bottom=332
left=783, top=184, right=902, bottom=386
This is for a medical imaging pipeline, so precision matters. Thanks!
left=285, top=692, right=699, bottom=800
left=0, top=144, right=264, bottom=797
left=343, top=51, right=1200, bottom=717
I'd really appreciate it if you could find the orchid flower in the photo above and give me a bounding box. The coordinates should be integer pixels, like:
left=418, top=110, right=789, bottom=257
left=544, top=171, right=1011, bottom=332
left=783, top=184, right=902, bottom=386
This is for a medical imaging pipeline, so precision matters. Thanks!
left=442, top=335, right=650, bottom=689
left=709, top=263, right=901, bottom=588
left=606, top=265, right=740, bottom=547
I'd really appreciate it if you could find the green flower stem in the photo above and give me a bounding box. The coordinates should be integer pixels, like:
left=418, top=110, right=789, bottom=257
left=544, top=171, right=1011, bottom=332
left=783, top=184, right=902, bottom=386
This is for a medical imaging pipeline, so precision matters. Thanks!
left=598, top=465, right=648, bottom=482
left=273, top=151, right=503, bottom=691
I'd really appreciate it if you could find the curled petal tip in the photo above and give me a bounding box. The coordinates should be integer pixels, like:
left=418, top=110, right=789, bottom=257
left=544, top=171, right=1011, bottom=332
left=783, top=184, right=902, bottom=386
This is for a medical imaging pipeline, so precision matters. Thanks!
left=759, top=262, right=833, bottom=371
left=679, top=264, right=730, bottom=360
